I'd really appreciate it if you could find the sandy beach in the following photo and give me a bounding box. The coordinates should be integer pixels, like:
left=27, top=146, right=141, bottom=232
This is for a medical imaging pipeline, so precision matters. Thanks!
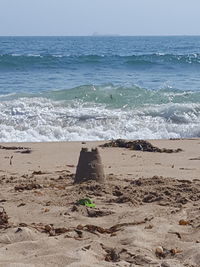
left=0, top=139, right=200, bottom=266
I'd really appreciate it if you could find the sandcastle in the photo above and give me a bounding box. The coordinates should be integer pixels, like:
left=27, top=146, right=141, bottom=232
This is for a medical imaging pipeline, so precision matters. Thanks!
left=74, top=147, right=105, bottom=183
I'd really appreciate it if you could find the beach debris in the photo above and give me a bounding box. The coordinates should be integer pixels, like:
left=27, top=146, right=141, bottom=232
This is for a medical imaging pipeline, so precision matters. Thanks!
left=10, top=155, right=13, bottom=165
left=77, top=217, right=153, bottom=235
left=44, top=208, right=50, bottom=213
left=102, top=246, right=153, bottom=265
left=155, top=246, right=164, bottom=257
left=145, top=224, right=153, bottom=229
left=18, top=223, right=28, bottom=227
left=32, top=171, right=46, bottom=175
left=74, top=147, right=105, bottom=183
left=0, top=145, right=30, bottom=150
left=71, top=205, right=79, bottom=212
left=14, top=217, right=152, bottom=239
left=105, top=248, right=120, bottom=262
left=74, top=229, right=83, bottom=238
left=189, top=157, right=200, bottom=160
left=15, top=227, right=23, bottom=233
left=29, top=223, right=70, bottom=236
left=44, top=224, right=53, bottom=232
left=155, top=246, right=182, bottom=258
left=44, top=225, right=69, bottom=236
left=168, top=231, right=181, bottom=239
left=170, top=248, right=183, bottom=255
left=0, top=207, right=9, bottom=227
left=14, top=183, right=42, bottom=191
left=100, top=139, right=182, bottom=153
left=77, top=224, right=111, bottom=235
left=26, top=222, right=83, bottom=238
left=17, top=203, right=26, bottom=207
left=15, top=149, right=32, bottom=154
left=179, top=219, right=190, bottom=226
left=77, top=198, right=96, bottom=207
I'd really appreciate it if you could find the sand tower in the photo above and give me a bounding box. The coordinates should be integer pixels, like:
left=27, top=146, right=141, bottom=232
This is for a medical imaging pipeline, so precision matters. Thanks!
left=74, top=147, right=105, bottom=183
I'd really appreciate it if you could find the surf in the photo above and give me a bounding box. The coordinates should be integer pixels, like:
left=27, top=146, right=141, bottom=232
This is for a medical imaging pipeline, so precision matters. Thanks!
left=0, top=85, right=199, bottom=142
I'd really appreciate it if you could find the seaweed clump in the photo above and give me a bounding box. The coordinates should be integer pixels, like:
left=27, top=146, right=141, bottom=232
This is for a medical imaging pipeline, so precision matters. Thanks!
left=100, top=139, right=182, bottom=153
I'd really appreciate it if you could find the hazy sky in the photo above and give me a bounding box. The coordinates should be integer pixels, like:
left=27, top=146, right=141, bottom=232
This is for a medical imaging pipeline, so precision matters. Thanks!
left=1, top=0, right=200, bottom=36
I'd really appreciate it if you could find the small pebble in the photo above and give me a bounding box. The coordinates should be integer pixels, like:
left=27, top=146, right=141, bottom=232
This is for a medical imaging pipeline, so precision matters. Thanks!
left=155, top=246, right=164, bottom=255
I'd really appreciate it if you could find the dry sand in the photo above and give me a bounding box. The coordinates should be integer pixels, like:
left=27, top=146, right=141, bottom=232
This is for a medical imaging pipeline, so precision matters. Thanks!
left=0, top=139, right=200, bottom=267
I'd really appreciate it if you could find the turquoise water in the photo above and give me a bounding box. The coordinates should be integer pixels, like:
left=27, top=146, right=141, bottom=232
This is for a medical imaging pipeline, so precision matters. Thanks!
left=0, top=36, right=200, bottom=141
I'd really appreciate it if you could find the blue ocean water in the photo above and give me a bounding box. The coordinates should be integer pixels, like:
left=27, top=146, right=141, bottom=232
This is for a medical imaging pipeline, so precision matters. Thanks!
left=0, top=36, right=200, bottom=142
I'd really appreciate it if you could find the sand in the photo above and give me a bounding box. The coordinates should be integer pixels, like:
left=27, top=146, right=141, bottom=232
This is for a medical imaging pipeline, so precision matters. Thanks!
left=0, top=139, right=200, bottom=267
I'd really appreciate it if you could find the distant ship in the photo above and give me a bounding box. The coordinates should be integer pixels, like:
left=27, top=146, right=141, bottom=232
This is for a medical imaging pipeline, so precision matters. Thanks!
left=92, top=32, right=120, bottom=37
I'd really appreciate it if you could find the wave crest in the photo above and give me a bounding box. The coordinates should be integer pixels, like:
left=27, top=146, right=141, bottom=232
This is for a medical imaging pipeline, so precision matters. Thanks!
left=1, top=53, right=200, bottom=70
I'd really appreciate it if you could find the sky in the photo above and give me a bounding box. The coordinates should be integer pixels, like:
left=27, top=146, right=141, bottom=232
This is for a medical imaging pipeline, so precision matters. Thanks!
left=0, top=0, right=200, bottom=36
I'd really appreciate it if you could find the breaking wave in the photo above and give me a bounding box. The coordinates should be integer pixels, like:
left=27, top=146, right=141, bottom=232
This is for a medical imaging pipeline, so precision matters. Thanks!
left=0, top=85, right=199, bottom=142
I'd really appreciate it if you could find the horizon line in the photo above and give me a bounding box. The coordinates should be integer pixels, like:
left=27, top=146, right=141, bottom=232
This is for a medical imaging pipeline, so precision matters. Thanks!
left=1, top=34, right=200, bottom=37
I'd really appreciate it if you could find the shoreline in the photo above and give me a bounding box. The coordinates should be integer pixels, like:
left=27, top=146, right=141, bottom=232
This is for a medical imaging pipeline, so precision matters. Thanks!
left=0, top=138, right=200, bottom=180
left=1, top=137, right=200, bottom=147
left=0, top=136, right=199, bottom=144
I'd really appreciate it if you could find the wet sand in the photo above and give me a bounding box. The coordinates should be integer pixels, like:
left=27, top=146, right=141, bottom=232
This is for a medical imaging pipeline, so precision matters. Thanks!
left=0, top=139, right=200, bottom=266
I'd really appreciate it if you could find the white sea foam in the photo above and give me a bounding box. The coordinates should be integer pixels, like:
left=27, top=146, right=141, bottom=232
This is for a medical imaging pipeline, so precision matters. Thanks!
left=0, top=97, right=199, bottom=142
left=27, top=54, right=43, bottom=57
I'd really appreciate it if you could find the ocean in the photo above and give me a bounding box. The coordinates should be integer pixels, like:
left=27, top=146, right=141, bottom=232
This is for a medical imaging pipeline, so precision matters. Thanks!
left=0, top=36, right=200, bottom=142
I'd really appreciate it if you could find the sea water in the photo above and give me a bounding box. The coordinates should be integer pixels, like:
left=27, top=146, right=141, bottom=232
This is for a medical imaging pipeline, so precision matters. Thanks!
left=0, top=36, right=200, bottom=142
